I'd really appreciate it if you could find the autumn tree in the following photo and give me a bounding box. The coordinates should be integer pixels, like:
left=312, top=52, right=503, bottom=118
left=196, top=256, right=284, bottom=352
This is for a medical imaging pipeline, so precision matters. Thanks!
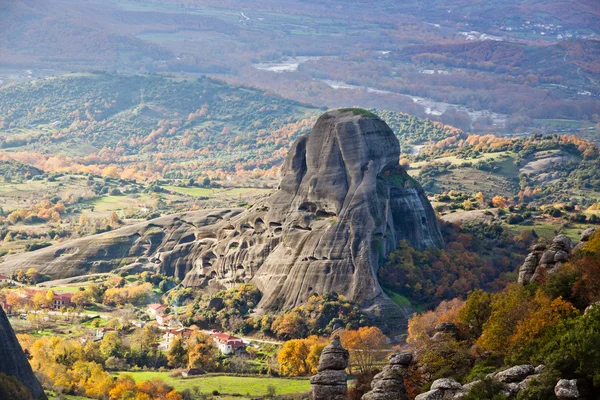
left=167, top=337, right=188, bottom=368
left=99, top=332, right=123, bottom=361
left=339, top=327, right=388, bottom=375
left=25, top=268, right=39, bottom=284
left=72, top=290, right=90, bottom=308
left=508, top=292, right=578, bottom=364
left=186, top=332, right=219, bottom=371
left=407, top=298, right=464, bottom=347
left=272, top=310, right=309, bottom=339
left=477, top=284, right=533, bottom=353
left=277, top=336, right=326, bottom=376
left=456, top=289, right=492, bottom=339
left=491, top=195, right=507, bottom=209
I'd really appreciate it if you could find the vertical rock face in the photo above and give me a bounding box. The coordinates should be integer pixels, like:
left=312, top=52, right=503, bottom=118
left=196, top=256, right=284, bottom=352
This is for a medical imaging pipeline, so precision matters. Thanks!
left=0, top=109, right=443, bottom=332
left=183, top=109, right=443, bottom=331
left=362, top=352, right=412, bottom=400
left=0, top=307, right=46, bottom=399
left=310, top=336, right=349, bottom=400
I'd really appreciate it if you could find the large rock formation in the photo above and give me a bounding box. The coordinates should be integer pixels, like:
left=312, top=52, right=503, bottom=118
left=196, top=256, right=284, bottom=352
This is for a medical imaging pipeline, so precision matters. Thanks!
left=0, top=306, right=46, bottom=399
left=0, top=109, right=443, bottom=331
left=518, top=234, right=573, bottom=284
left=519, top=228, right=597, bottom=285
left=362, top=352, right=412, bottom=400
left=310, top=336, right=349, bottom=400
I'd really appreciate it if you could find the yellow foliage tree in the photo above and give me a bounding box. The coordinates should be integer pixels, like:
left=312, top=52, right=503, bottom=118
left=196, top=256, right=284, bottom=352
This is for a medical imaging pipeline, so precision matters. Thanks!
left=477, top=284, right=533, bottom=353
left=339, top=326, right=388, bottom=374
left=491, top=195, right=507, bottom=209
left=277, top=335, right=326, bottom=376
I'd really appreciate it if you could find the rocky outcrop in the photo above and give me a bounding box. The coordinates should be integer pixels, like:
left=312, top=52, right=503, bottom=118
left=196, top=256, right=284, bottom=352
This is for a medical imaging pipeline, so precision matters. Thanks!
left=0, top=306, right=46, bottom=399
left=362, top=352, right=412, bottom=400
left=494, top=365, right=535, bottom=383
left=431, top=322, right=460, bottom=341
left=415, top=365, right=544, bottom=399
left=0, top=110, right=443, bottom=331
left=519, top=228, right=599, bottom=285
left=518, top=235, right=573, bottom=284
left=310, top=336, right=348, bottom=400
left=555, top=379, right=590, bottom=400
left=579, top=227, right=598, bottom=243
left=415, top=378, right=463, bottom=400
left=486, top=364, right=544, bottom=398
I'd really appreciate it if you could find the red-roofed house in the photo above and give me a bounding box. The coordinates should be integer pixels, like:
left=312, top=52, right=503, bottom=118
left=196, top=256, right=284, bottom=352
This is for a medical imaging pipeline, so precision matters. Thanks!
left=53, top=293, right=73, bottom=310
left=210, top=332, right=247, bottom=355
left=147, top=303, right=166, bottom=317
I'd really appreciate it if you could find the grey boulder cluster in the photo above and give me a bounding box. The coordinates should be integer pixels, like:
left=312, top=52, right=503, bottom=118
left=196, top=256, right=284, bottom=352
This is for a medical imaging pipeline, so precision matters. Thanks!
left=0, top=109, right=443, bottom=332
left=362, top=352, right=413, bottom=400
left=310, top=336, right=349, bottom=400
left=517, top=227, right=598, bottom=285
left=416, top=364, right=545, bottom=399
left=518, top=234, right=573, bottom=284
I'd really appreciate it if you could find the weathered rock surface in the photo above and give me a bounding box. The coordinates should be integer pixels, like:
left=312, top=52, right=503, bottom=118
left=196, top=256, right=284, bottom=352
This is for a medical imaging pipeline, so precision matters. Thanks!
left=0, top=306, right=47, bottom=399
left=555, top=379, right=589, bottom=399
left=0, top=110, right=444, bottom=331
left=458, top=365, right=542, bottom=399
left=580, top=227, right=598, bottom=242
left=495, top=364, right=535, bottom=383
left=431, top=322, right=460, bottom=341
left=362, top=352, right=412, bottom=400
left=518, top=234, right=574, bottom=284
left=431, top=378, right=463, bottom=390
left=310, top=336, right=348, bottom=400
left=416, top=378, right=466, bottom=399
left=415, top=389, right=444, bottom=400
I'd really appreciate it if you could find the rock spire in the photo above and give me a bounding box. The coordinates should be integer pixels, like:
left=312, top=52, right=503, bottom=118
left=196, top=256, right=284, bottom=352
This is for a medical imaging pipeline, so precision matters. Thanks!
left=310, top=336, right=349, bottom=400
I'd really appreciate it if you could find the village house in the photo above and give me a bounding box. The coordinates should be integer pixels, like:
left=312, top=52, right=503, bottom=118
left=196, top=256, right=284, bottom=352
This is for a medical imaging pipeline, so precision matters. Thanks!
left=161, top=327, right=195, bottom=350
left=210, top=332, right=247, bottom=355
left=147, top=303, right=166, bottom=317
left=181, top=368, right=204, bottom=378
left=52, top=292, right=73, bottom=310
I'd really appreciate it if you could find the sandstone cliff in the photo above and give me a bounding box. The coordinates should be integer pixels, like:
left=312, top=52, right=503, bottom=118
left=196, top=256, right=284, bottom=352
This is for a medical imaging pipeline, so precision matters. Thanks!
left=0, top=109, right=443, bottom=331
left=0, top=306, right=46, bottom=399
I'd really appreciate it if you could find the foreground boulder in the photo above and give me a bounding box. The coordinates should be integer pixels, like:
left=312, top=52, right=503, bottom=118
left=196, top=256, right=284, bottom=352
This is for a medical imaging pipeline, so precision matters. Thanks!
left=0, top=109, right=443, bottom=332
left=310, top=336, right=348, bottom=400
left=362, top=352, right=412, bottom=400
left=0, top=306, right=46, bottom=399
left=555, top=379, right=590, bottom=400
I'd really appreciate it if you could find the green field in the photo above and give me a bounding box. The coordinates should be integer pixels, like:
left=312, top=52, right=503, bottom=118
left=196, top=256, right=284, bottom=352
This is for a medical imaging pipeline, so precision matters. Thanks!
left=162, top=186, right=218, bottom=197
left=162, top=185, right=272, bottom=199
left=116, top=371, right=310, bottom=397
left=505, top=222, right=591, bottom=242
left=383, top=288, right=412, bottom=307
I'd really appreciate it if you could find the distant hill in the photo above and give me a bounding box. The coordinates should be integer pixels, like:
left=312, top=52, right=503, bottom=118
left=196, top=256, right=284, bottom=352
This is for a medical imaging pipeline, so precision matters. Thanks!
left=0, top=72, right=321, bottom=179
left=0, top=158, right=43, bottom=182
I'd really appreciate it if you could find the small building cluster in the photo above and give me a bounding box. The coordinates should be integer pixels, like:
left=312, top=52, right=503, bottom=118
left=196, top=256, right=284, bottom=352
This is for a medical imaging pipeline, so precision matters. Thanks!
left=146, top=304, right=247, bottom=355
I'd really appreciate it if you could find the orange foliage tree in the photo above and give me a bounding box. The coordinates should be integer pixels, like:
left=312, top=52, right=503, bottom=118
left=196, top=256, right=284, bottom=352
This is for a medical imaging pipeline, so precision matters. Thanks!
left=339, top=326, right=388, bottom=375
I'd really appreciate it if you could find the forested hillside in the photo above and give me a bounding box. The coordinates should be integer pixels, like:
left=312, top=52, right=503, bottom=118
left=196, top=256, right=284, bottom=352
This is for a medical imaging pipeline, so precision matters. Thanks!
left=0, top=73, right=321, bottom=180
